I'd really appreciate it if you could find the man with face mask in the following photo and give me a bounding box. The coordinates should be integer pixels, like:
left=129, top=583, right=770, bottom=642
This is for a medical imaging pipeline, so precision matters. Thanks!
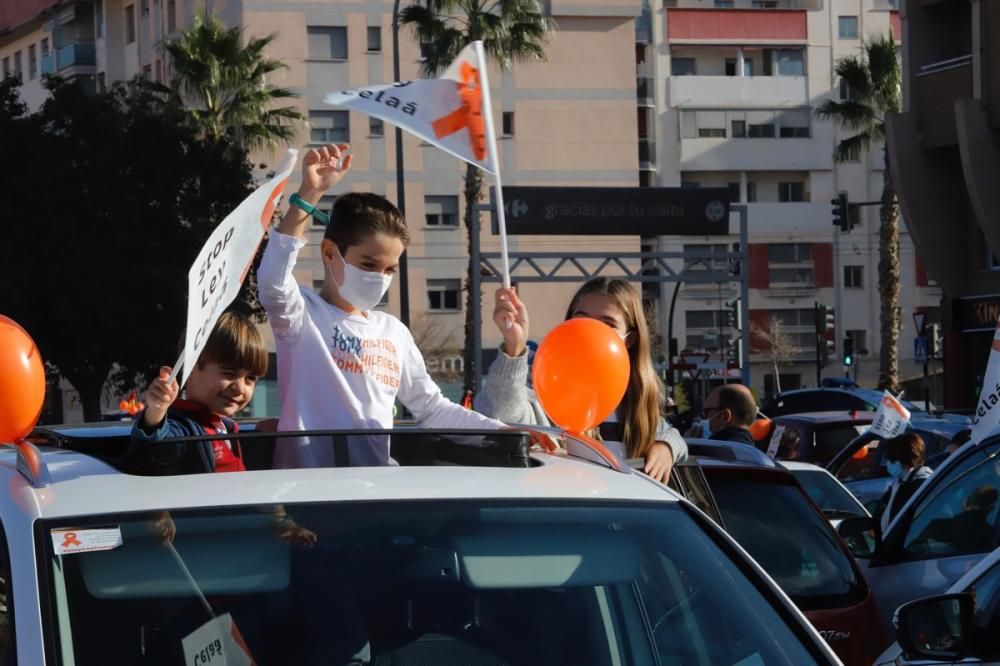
left=878, top=432, right=933, bottom=532
left=692, top=384, right=758, bottom=446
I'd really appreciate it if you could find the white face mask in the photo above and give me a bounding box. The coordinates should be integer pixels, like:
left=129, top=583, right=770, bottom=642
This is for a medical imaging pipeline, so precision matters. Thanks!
left=326, top=251, right=392, bottom=312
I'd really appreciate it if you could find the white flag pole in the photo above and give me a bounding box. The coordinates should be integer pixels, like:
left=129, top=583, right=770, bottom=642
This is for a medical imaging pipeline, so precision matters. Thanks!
left=473, top=41, right=511, bottom=289
left=166, top=352, right=184, bottom=385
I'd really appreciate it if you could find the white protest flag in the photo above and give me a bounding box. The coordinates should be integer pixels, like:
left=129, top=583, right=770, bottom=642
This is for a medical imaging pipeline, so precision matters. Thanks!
left=325, top=41, right=511, bottom=286
left=971, top=317, right=1000, bottom=441
left=171, top=149, right=298, bottom=387
left=869, top=390, right=911, bottom=439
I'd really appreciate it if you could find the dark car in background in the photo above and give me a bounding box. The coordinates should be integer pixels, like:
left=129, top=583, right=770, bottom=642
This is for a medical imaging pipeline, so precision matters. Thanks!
left=687, top=438, right=888, bottom=664
left=762, top=387, right=969, bottom=428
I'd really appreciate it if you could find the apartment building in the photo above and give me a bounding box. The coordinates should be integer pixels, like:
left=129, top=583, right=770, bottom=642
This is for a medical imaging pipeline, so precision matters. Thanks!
left=640, top=0, right=943, bottom=398
left=886, top=0, right=1000, bottom=410
left=1, top=0, right=644, bottom=418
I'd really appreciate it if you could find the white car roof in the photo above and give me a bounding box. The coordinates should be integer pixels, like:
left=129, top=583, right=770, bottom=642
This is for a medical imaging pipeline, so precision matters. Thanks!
left=779, top=461, right=827, bottom=473
left=0, top=446, right=677, bottom=521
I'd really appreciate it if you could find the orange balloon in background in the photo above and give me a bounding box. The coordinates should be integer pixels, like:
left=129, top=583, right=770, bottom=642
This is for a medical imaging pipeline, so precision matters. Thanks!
left=532, top=318, right=630, bottom=433
left=749, top=416, right=773, bottom=442
left=0, top=316, right=46, bottom=442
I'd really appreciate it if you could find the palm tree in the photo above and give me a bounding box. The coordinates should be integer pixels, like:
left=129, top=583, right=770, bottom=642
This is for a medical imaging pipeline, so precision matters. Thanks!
left=155, top=13, right=303, bottom=152
left=816, top=34, right=901, bottom=392
left=400, top=0, right=553, bottom=395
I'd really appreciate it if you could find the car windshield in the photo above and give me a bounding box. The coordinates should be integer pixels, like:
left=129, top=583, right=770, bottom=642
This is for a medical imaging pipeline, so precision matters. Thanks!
left=706, top=476, right=865, bottom=611
left=39, top=501, right=824, bottom=665
left=789, top=468, right=866, bottom=519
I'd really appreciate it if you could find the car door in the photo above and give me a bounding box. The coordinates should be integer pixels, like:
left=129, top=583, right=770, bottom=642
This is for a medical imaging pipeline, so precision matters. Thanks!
left=864, top=437, right=1000, bottom=631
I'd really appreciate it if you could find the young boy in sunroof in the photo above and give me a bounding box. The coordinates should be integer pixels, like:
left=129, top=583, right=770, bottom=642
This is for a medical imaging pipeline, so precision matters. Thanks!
left=256, top=144, right=509, bottom=468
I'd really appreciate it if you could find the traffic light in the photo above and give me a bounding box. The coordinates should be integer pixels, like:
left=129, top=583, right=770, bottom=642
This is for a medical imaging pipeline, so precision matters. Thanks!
left=815, top=303, right=836, bottom=366
left=929, top=323, right=943, bottom=358
left=726, top=297, right=742, bottom=331
left=727, top=336, right=743, bottom=368
left=831, top=192, right=850, bottom=232
left=842, top=336, right=854, bottom=366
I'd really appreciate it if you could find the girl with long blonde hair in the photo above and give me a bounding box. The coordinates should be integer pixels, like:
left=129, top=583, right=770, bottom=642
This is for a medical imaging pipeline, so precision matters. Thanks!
left=476, top=277, right=686, bottom=482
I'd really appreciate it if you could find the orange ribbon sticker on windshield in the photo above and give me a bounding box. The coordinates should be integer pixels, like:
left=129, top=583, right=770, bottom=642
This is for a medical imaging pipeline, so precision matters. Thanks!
left=61, top=532, right=82, bottom=548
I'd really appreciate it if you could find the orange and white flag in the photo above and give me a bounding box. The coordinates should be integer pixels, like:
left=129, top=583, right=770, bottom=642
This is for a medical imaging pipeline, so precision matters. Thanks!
left=324, top=41, right=498, bottom=175
left=972, top=317, right=1000, bottom=441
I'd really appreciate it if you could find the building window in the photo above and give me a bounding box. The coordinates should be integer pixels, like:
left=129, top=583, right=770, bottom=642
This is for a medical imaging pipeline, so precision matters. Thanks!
left=425, top=196, right=459, bottom=227
left=752, top=0, right=778, bottom=7
left=670, top=57, right=696, bottom=76
left=428, top=279, right=461, bottom=311
left=844, top=265, right=863, bottom=288
left=727, top=183, right=741, bottom=203
left=307, top=26, right=348, bottom=60
left=778, top=182, right=805, bottom=202
left=141, top=0, right=149, bottom=16
left=838, top=16, right=858, bottom=39
left=731, top=119, right=746, bottom=138
left=366, top=26, right=381, bottom=52
left=28, top=45, right=36, bottom=79
left=143, top=64, right=152, bottom=80
left=698, top=128, right=726, bottom=138
left=681, top=110, right=726, bottom=138
left=839, top=78, right=853, bottom=101
left=166, top=0, right=176, bottom=32
left=714, top=0, right=734, bottom=6
left=2, top=58, right=9, bottom=78
left=125, top=5, right=136, bottom=43
left=309, top=110, right=349, bottom=143
left=778, top=109, right=810, bottom=137
left=419, top=40, right=434, bottom=60
left=685, top=310, right=726, bottom=350
left=502, top=111, right=515, bottom=136
left=41, top=38, right=49, bottom=59
left=683, top=244, right=729, bottom=272
left=767, top=243, right=813, bottom=286
left=769, top=309, right=817, bottom=349
left=97, top=72, right=106, bottom=92
left=746, top=182, right=757, bottom=202
left=846, top=329, right=867, bottom=354
left=748, top=122, right=775, bottom=138
left=13, top=51, right=22, bottom=77
left=774, top=49, right=804, bottom=76
left=154, top=59, right=161, bottom=82
left=369, top=117, right=384, bottom=136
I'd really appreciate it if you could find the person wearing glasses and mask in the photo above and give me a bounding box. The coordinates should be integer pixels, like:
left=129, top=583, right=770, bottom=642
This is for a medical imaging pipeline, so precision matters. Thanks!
left=689, top=384, right=758, bottom=446
left=476, top=277, right=687, bottom=483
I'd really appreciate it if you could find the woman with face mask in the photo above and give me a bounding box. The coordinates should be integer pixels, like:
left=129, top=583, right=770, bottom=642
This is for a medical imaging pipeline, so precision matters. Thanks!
left=474, top=278, right=687, bottom=483
left=878, top=432, right=934, bottom=532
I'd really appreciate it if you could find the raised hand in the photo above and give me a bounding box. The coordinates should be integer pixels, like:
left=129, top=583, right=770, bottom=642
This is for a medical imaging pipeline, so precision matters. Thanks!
left=299, top=144, right=353, bottom=201
left=142, top=366, right=180, bottom=429
left=493, top=287, right=529, bottom=358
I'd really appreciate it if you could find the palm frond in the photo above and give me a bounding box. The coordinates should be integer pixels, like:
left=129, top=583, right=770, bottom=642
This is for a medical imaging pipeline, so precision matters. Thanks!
left=814, top=99, right=878, bottom=131
left=832, top=131, right=874, bottom=163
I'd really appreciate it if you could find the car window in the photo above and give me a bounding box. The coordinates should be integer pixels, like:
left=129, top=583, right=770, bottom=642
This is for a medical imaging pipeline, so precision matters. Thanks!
left=911, top=429, right=950, bottom=457
left=0, top=522, right=12, bottom=665
left=706, top=475, right=865, bottom=611
left=903, top=444, right=1000, bottom=559
left=789, top=469, right=866, bottom=520
left=835, top=435, right=885, bottom=483
left=772, top=424, right=806, bottom=461
left=813, top=425, right=864, bottom=467
left=969, top=558, right=1000, bottom=649
left=39, top=501, right=825, bottom=665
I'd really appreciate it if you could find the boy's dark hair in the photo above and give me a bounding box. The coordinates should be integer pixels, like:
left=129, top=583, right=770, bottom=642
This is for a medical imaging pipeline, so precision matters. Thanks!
left=323, top=192, right=410, bottom=255
left=884, top=432, right=926, bottom=468
left=199, top=311, right=268, bottom=377
left=951, top=428, right=972, bottom=447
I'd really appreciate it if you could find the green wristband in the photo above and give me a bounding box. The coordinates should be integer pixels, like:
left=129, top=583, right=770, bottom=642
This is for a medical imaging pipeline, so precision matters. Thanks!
left=289, top=193, right=330, bottom=224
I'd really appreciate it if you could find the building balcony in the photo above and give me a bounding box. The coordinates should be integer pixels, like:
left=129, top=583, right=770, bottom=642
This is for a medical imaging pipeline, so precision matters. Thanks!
left=56, top=41, right=97, bottom=70
left=639, top=138, right=656, bottom=169
left=916, top=55, right=972, bottom=149
left=40, top=53, right=54, bottom=76
left=680, top=138, right=832, bottom=171
left=667, top=8, right=808, bottom=44
left=637, top=76, right=654, bottom=106
left=669, top=75, right=807, bottom=108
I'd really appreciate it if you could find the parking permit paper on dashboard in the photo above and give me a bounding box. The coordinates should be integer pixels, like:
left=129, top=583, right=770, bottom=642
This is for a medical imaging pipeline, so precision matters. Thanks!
left=50, top=527, right=123, bottom=555
left=182, top=614, right=255, bottom=666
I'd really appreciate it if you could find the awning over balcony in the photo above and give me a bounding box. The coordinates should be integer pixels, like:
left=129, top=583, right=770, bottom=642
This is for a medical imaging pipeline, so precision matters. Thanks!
left=667, top=9, right=807, bottom=44
left=0, top=0, right=59, bottom=33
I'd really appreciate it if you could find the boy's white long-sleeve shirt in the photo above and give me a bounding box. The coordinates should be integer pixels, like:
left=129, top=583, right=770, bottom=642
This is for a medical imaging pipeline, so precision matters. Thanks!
left=257, top=231, right=504, bottom=468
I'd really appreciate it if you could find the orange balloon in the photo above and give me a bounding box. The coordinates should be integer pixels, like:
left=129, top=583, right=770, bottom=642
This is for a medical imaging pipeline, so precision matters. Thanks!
left=0, top=316, right=46, bottom=442
left=119, top=400, right=129, bottom=412
left=532, top=318, right=630, bottom=433
left=852, top=445, right=870, bottom=460
left=749, top=416, right=772, bottom=442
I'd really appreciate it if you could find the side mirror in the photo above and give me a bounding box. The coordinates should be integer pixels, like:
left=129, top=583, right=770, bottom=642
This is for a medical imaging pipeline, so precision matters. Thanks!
left=895, top=593, right=974, bottom=661
left=836, top=515, right=879, bottom=559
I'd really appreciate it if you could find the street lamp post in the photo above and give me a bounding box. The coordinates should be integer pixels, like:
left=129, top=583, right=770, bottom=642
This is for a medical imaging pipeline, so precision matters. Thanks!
left=392, top=0, right=411, bottom=326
